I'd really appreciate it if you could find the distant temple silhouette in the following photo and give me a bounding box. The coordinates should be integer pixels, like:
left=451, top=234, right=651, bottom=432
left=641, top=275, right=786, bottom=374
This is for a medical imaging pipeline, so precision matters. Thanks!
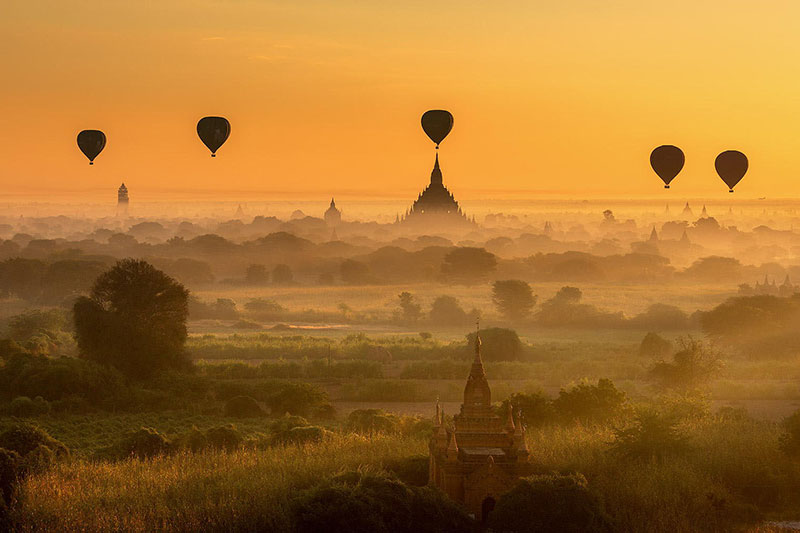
left=400, top=155, right=474, bottom=227
left=739, top=275, right=799, bottom=297
left=324, top=198, right=341, bottom=226
left=117, top=183, right=129, bottom=216
left=429, top=331, right=531, bottom=521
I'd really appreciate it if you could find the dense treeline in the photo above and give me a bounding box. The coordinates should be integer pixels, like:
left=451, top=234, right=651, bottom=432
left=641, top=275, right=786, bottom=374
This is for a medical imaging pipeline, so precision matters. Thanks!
left=2, top=226, right=798, bottom=294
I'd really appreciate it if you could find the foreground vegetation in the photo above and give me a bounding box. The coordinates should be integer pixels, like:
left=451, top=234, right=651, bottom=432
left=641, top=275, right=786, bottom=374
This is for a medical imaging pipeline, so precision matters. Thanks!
left=5, top=410, right=800, bottom=532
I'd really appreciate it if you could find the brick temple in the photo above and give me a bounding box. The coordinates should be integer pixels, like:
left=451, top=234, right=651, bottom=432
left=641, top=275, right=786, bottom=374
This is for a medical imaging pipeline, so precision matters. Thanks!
left=428, top=331, right=532, bottom=521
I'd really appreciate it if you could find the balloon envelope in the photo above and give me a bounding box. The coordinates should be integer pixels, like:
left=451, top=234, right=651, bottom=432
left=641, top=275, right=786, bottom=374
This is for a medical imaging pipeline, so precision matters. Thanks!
left=77, top=130, right=106, bottom=165
left=715, top=150, right=748, bottom=192
left=650, top=145, right=684, bottom=188
left=421, top=110, right=453, bottom=147
left=197, top=116, right=231, bottom=156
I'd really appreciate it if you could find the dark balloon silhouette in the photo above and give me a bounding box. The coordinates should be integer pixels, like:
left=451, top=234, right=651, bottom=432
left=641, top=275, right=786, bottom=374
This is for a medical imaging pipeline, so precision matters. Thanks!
left=197, top=116, right=231, bottom=157
left=715, top=150, right=748, bottom=192
left=650, top=145, right=684, bottom=189
left=421, top=110, right=453, bottom=148
left=77, top=130, right=106, bottom=165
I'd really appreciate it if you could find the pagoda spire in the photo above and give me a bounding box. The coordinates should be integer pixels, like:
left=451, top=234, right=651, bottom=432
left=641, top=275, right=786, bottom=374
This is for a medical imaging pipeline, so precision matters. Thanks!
left=430, top=153, right=443, bottom=186
left=470, top=320, right=486, bottom=380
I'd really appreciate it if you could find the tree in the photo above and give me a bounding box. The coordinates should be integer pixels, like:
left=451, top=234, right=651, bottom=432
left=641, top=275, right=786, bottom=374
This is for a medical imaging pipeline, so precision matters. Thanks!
left=488, top=473, right=610, bottom=532
left=272, top=264, right=294, bottom=285
left=638, top=332, right=673, bottom=358
left=611, top=409, right=689, bottom=460
left=73, top=259, right=190, bottom=379
left=245, top=264, right=269, bottom=285
left=441, top=247, right=497, bottom=284
left=429, top=296, right=469, bottom=326
left=492, top=280, right=537, bottom=321
left=466, top=328, right=524, bottom=361
left=7, top=310, right=67, bottom=342
left=340, top=259, right=372, bottom=285
left=292, top=471, right=471, bottom=533
left=552, top=379, right=627, bottom=424
left=648, top=337, right=722, bottom=393
left=397, top=292, right=423, bottom=323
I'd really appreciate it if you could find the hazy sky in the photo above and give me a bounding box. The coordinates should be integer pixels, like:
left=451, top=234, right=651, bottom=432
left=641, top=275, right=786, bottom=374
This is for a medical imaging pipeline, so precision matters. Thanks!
left=2, top=1, right=799, bottom=199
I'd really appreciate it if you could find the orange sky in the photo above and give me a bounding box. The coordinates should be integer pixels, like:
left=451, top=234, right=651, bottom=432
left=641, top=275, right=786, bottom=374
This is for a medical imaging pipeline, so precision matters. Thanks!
left=1, top=1, right=799, bottom=200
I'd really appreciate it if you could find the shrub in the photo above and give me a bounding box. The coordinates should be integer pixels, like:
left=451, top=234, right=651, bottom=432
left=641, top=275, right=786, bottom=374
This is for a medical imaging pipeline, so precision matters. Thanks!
left=270, top=415, right=312, bottom=445
left=6, top=396, right=50, bottom=417
left=552, top=378, right=626, bottom=425
left=0, top=339, right=27, bottom=361
left=648, top=337, right=722, bottom=393
left=384, top=455, right=429, bottom=487
left=0, top=353, right=126, bottom=405
left=639, top=332, right=672, bottom=358
left=779, top=409, right=800, bottom=458
left=0, top=448, right=20, bottom=506
left=504, top=391, right=554, bottom=427
left=112, top=427, right=172, bottom=460
left=0, top=424, right=68, bottom=458
left=20, top=444, right=55, bottom=475
left=205, top=425, right=243, bottom=451
left=283, top=426, right=330, bottom=445
left=610, top=409, right=689, bottom=460
left=266, top=382, right=329, bottom=417
left=292, top=471, right=472, bottom=533
left=175, top=427, right=208, bottom=453
left=312, top=402, right=337, bottom=420
left=397, top=416, right=434, bottom=439
left=346, top=409, right=399, bottom=434
left=488, top=473, right=610, bottom=532
left=224, top=395, right=265, bottom=418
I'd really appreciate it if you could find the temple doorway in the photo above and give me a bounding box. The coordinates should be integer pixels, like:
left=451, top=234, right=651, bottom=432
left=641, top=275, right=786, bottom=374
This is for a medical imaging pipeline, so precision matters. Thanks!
left=481, top=496, right=496, bottom=523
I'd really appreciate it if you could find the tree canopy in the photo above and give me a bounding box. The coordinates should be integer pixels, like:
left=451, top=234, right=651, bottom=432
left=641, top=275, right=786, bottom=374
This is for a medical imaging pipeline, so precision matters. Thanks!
left=73, top=259, right=190, bottom=379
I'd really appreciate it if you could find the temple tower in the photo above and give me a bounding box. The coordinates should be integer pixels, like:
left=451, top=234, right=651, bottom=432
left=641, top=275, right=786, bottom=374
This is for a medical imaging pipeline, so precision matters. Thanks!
left=429, top=330, right=532, bottom=521
left=117, top=183, right=129, bottom=216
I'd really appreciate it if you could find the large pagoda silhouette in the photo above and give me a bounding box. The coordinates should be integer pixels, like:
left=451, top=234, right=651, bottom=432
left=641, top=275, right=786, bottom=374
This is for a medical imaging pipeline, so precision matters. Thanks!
left=400, top=154, right=474, bottom=227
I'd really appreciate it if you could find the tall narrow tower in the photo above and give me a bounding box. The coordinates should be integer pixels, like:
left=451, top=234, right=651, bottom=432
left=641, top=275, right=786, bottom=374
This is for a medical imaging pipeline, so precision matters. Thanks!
left=117, top=183, right=129, bottom=216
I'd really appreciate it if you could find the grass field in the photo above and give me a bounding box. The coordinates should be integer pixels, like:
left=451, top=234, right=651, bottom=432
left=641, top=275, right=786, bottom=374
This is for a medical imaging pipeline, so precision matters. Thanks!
left=13, top=417, right=800, bottom=532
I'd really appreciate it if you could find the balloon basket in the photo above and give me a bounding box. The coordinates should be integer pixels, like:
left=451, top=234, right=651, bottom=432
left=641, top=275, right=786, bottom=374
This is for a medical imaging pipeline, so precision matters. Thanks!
left=211, top=154, right=216, bottom=157
left=89, top=162, right=93, bottom=165
left=664, top=185, right=669, bottom=189
left=729, top=190, right=734, bottom=193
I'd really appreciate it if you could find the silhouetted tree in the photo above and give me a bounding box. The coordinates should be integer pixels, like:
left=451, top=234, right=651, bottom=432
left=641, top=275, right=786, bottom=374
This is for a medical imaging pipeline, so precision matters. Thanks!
left=492, top=280, right=537, bottom=321
left=610, top=409, right=688, bottom=460
left=397, top=292, right=423, bottom=323
left=429, top=296, right=469, bottom=326
left=683, top=256, right=743, bottom=283
left=553, top=379, right=626, bottom=424
left=340, top=259, right=372, bottom=285
left=488, top=473, right=610, bottom=532
left=245, top=264, right=269, bottom=285
left=648, top=337, right=722, bottom=393
left=638, top=332, right=672, bottom=358
left=441, top=247, right=497, bottom=284
left=272, top=264, right=294, bottom=285
left=73, top=259, right=190, bottom=379
left=466, top=328, right=524, bottom=361
left=630, top=304, right=689, bottom=330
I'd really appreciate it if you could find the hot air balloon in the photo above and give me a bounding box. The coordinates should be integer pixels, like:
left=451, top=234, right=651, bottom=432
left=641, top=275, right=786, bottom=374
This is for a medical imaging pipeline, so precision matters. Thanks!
left=421, top=110, right=453, bottom=148
left=650, top=145, right=684, bottom=189
left=77, top=130, right=106, bottom=165
left=197, top=116, right=230, bottom=157
left=715, top=150, right=748, bottom=192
